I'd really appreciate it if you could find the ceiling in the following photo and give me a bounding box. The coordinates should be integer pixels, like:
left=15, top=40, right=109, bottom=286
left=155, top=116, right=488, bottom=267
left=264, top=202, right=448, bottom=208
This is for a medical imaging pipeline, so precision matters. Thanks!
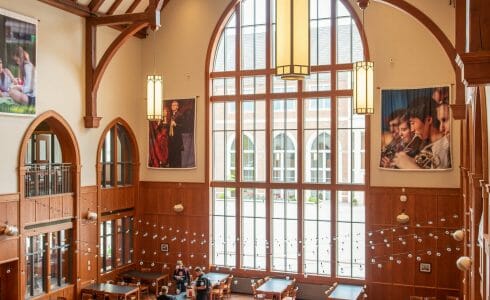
left=38, top=0, right=169, bottom=37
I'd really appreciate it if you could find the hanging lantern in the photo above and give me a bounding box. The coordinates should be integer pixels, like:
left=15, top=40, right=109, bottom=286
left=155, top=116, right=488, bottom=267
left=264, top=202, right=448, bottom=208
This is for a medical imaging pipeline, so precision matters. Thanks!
left=275, top=0, right=310, bottom=80
left=352, top=61, right=374, bottom=114
left=147, top=75, right=163, bottom=120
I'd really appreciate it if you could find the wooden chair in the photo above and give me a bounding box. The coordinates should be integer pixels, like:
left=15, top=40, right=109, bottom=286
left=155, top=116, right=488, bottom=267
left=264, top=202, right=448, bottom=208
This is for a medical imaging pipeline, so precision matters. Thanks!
left=264, top=276, right=270, bottom=282
left=251, top=283, right=266, bottom=300
left=211, top=281, right=226, bottom=300
left=129, top=282, right=150, bottom=298
left=222, top=275, right=233, bottom=299
left=282, top=286, right=298, bottom=300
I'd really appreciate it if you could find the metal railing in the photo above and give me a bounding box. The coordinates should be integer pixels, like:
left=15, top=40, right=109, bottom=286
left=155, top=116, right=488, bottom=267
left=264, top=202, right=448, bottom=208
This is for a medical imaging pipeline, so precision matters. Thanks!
left=24, top=163, right=72, bottom=198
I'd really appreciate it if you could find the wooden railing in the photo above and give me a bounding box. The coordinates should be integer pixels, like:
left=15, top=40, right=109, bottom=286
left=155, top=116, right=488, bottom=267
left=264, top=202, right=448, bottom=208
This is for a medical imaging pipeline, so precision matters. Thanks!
left=24, top=163, right=72, bottom=197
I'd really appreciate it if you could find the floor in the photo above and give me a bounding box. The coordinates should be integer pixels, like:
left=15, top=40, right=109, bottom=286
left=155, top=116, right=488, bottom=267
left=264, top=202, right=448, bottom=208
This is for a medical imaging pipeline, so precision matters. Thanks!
left=144, top=294, right=253, bottom=300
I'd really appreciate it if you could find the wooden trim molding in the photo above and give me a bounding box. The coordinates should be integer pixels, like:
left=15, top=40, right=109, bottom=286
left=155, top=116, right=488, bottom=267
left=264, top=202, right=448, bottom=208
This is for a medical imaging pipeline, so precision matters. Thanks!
left=456, top=51, right=490, bottom=86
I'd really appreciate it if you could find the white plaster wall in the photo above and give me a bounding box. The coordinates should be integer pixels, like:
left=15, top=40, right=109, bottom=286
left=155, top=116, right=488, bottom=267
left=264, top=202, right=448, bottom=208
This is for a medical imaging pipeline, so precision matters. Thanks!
left=138, top=0, right=230, bottom=183
left=366, top=1, right=460, bottom=187
left=0, top=0, right=461, bottom=191
left=0, top=0, right=143, bottom=194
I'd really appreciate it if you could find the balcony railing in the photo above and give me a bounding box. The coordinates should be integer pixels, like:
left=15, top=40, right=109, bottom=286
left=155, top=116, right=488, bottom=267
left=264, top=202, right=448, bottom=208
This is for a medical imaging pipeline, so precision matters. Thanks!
left=24, top=163, right=72, bottom=198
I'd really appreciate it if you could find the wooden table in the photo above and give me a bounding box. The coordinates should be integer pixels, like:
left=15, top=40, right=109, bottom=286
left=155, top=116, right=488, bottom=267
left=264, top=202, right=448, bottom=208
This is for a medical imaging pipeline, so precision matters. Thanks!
left=121, top=270, right=169, bottom=294
left=81, top=283, right=139, bottom=300
left=256, top=278, right=293, bottom=299
left=326, top=284, right=365, bottom=300
left=203, top=272, right=229, bottom=286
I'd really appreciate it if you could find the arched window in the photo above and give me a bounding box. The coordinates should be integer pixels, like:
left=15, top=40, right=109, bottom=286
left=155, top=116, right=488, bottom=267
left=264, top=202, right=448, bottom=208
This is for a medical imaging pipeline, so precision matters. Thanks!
left=210, top=0, right=366, bottom=279
left=97, top=119, right=138, bottom=274
left=100, top=123, right=134, bottom=187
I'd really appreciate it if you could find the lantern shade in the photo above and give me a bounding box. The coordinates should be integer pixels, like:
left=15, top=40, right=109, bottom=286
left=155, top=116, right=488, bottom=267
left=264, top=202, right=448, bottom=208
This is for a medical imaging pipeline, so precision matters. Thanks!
left=352, top=61, right=374, bottom=114
left=147, top=75, right=163, bottom=120
left=275, top=0, right=310, bottom=80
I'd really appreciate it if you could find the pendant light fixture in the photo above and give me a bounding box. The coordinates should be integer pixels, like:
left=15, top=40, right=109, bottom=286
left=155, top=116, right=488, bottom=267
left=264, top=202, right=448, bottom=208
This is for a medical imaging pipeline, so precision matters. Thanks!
left=275, top=0, right=310, bottom=80
left=147, top=30, right=163, bottom=120
left=352, top=0, right=374, bottom=115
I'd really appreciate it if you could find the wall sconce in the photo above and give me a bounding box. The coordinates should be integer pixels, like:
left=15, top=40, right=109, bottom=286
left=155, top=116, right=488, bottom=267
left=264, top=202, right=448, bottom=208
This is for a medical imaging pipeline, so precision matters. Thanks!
left=173, top=203, right=184, bottom=213
left=275, top=0, right=310, bottom=80
left=0, top=224, right=18, bottom=236
left=85, top=211, right=98, bottom=221
left=452, top=229, right=464, bottom=241
left=396, top=212, right=410, bottom=224
left=456, top=256, right=471, bottom=271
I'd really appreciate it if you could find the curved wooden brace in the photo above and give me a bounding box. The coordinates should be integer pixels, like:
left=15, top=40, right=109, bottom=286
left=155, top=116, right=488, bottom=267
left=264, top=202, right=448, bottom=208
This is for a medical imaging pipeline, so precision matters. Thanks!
left=93, top=21, right=149, bottom=94
left=376, top=0, right=466, bottom=119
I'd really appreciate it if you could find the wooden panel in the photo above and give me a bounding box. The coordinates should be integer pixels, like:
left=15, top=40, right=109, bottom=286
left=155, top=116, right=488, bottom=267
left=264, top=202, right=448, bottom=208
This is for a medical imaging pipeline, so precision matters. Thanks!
left=80, top=186, right=98, bottom=284
left=21, top=199, right=36, bottom=225
left=137, top=182, right=209, bottom=274
left=49, top=195, right=63, bottom=219
left=367, top=187, right=462, bottom=298
left=0, top=238, right=18, bottom=262
left=35, top=197, right=50, bottom=222
left=0, top=261, right=19, bottom=300
left=63, top=194, right=74, bottom=218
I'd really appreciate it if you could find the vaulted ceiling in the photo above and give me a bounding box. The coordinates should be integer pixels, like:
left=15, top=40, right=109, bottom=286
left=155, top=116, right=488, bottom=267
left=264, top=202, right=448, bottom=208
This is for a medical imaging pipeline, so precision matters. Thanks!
left=38, top=0, right=170, bottom=38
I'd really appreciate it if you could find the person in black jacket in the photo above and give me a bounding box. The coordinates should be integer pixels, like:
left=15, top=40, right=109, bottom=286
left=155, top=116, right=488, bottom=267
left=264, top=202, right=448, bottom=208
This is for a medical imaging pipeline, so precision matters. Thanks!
left=173, top=260, right=190, bottom=293
left=194, top=267, right=211, bottom=300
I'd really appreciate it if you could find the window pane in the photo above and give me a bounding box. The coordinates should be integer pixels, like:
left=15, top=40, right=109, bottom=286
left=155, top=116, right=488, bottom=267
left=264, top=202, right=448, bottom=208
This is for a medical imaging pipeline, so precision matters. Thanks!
left=212, top=187, right=236, bottom=268
left=241, top=188, right=266, bottom=270
left=337, top=191, right=365, bottom=279
left=304, top=190, right=331, bottom=275
left=272, top=189, right=297, bottom=272
left=242, top=100, right=266, bottom=182
left=337, top=97, right=365, bottom=184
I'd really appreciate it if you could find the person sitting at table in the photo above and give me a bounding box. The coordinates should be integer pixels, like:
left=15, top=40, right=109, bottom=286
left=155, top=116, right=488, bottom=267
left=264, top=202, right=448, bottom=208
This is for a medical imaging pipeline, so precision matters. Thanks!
left=194, top=267, right=211, bottom=300
left=158, top=286, right=176, bottom=300
left=173, top=260, right=190, bottom=293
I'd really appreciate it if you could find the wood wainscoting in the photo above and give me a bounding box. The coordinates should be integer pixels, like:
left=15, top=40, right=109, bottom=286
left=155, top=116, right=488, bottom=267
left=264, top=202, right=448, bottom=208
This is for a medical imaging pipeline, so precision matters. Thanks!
left=137, top=182, right=209, bottom=272
left=367, top=187, right=462, bottom=300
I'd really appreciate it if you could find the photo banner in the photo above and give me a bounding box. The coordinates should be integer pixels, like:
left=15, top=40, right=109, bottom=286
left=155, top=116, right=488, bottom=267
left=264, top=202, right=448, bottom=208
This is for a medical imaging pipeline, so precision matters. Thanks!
left=380, top=86, right=451, bottom=170
left=0, top=8, right=37, bottom=116
left=148, top=98, right=196, bottom=169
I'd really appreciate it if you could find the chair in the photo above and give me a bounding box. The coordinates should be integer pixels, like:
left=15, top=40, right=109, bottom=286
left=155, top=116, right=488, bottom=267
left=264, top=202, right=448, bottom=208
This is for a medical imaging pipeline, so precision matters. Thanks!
left=257, top=279, right=264, bottom=286
left=251, top=283, right=266, bottom=300
left=211, top=281, right=226, bottom=300
left=129, top=282, right=150, bottom=298
left=282, top=286, right=298, bottom=300
left=264, top=276, right=270, bottom=282
left=222, top=275, right=233, bottom=299
left=324, top=283, right=338, bottom=297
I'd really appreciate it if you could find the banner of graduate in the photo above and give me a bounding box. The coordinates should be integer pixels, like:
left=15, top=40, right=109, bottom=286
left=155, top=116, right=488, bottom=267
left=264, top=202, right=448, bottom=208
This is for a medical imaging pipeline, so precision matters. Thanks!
left=379, top=86, right=451, bottom=170
left=148, top=98, right=196, bottom=169
left=0, top=8, right=37, bottom=116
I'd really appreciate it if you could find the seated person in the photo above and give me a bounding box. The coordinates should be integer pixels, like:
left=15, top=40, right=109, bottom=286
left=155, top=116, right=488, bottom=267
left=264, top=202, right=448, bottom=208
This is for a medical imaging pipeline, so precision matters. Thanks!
left=173, top=260, right=190, bottom=293
left=158, top=286, right=182, bottom=300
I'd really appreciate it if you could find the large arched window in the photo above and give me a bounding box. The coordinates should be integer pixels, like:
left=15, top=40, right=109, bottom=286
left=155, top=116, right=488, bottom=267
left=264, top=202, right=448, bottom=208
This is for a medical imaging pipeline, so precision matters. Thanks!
left=210, top=0, right=367, bottom=280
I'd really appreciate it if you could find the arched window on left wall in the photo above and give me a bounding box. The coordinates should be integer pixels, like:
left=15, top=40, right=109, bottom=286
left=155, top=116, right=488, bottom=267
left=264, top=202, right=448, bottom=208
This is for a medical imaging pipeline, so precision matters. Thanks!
left=24, top=121, right=70, bottom=197
left=19, top=112, right=79, bottom=300
left=100, top=123, right=134, bottom=187
left=97, top=120, right=138, bottom=275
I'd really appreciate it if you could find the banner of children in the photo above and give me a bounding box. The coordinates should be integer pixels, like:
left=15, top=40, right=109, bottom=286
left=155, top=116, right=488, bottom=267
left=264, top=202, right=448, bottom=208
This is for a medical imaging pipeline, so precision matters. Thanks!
left=380, top=86, right=451, bottom=170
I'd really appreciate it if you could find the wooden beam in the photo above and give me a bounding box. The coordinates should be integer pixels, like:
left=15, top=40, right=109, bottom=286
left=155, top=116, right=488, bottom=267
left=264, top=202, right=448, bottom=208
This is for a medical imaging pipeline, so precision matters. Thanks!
left=456, top=51, right=490, bottom=85
left=88, top=0, right=106, bottom=12
left=38, top=0, right=92, bottom=17
left=126, top=0, right=142, bottom=13
left=88, top=12, right=149, bottom=26
left=107, top=0, right=123, bottom=15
